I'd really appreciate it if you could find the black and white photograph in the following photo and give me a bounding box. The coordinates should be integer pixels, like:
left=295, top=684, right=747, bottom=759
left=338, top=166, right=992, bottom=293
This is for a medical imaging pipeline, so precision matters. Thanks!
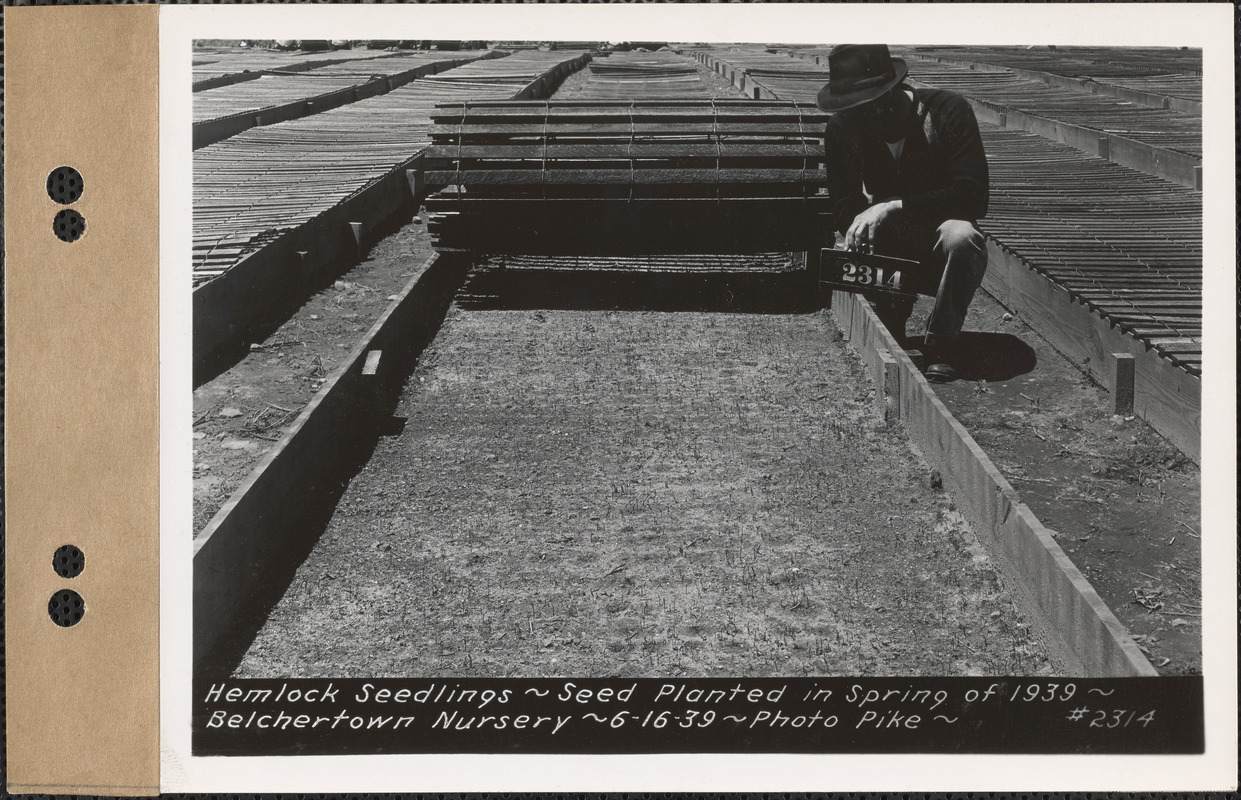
left=161, top=3, right=1234, bottom=791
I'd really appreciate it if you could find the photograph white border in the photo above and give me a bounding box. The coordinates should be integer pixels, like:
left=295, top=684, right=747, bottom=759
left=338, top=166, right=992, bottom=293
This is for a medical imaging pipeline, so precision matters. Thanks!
left=160, top=3, right=1237, bottom=791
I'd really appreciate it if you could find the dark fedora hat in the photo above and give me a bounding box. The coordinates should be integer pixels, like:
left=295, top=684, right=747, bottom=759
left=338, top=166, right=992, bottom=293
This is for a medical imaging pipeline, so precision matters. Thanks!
left=816, top=44, right=908, bottom=112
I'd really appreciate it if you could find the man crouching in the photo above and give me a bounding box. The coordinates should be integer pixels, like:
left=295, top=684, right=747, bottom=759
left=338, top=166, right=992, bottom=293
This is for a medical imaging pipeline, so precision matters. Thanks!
left=818, top=44, right=989, bottom=383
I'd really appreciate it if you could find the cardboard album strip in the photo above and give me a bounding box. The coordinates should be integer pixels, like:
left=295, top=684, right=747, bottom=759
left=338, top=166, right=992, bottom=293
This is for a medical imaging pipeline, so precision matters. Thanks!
left=5, top=6, right=161, bottom=795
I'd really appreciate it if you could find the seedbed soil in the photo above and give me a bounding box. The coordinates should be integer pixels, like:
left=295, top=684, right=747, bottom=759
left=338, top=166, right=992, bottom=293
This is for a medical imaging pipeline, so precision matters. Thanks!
left=192, top=212, right=438, bottom=534
left=236, top=285, right=1053, bottom=678
left=903, top=289, right=1201, bottom=674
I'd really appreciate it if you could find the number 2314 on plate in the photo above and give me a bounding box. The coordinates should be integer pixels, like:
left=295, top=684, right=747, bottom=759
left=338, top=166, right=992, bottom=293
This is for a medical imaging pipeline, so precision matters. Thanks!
left=818, top=249, right=921, bottom=299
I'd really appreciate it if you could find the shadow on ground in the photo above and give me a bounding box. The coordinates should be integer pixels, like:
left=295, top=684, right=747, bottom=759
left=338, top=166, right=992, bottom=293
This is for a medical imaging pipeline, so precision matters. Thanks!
left=898, top=330, right=1038, bottom=383
left=457, top=268, right=821, bottom=314
left=193, top=206, right=420, bottom=389
left=193, top=254, right=463, bottom=681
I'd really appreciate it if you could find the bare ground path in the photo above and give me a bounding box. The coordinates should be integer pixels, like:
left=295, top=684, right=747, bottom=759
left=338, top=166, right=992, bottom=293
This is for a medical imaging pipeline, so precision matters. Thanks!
left=237, top=284, right=1053, bottom=678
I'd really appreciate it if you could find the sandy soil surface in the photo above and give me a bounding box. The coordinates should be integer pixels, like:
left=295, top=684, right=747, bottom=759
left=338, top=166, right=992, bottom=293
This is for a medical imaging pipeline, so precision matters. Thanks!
left=194, top=219, right=1201, bottom=679
left=235, top=291, right=1053, bottom=678
left=902, top=293, right=1201, bottom=674
left=193, top=212, right=438, bottom=534
left=194, top=52, right=1201, bottom=677
left=193, top=56, right=758, bottom=534
left=557, top=52, right=1199, bottom=674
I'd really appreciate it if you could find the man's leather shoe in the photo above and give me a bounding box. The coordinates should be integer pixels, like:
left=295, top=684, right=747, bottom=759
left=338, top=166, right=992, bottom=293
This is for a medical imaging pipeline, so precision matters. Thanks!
left=925, top=362, right=957, bottom=383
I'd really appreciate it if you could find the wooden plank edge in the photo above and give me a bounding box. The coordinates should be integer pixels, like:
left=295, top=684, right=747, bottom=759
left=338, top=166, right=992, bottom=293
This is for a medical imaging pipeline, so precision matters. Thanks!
left=193, top=52, right=489, bottom=150
left=192, top=253, right=468, bottom=669
left=831, top=289, right=1158, bottom=677
left=192, top=153, right=426, bottom=367
left=907, top=53, right=1202, bottom=114
left=191, top=49, right=414, bottom=92
left=929, top=84, right=1202, bottom=190
left=981, top=238, right=1200, bottom=464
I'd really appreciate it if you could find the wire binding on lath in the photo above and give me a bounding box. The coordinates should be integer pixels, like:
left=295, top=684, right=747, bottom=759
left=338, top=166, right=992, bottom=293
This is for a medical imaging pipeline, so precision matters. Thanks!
left=626, top=100, right=636, bottom=203
left=795, top=101, right=809, bottom=203
left=711, top=98, right=722, bottom=203
left=454, top=101, right=467, bottom=205
left=541, top=100, right=550, bottom=201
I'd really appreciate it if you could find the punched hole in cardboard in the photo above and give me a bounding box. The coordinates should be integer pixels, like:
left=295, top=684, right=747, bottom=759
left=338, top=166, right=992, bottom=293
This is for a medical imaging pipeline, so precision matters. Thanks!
left=52, top=544, right=85, bottom=579
left=53, top=209, right=86, bottom=242
left=48, top=589, right=85, bottom=628
left=46, top=165, right=84, bottom=204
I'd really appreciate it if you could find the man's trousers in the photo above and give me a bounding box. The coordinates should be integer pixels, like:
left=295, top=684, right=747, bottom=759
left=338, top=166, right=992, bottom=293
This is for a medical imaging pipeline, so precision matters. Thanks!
left=872, top=218, right=988, bottom=346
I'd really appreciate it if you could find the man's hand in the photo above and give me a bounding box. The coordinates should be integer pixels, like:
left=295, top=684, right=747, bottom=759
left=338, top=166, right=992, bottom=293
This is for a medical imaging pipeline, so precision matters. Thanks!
left=845, top=199, right=902, bottom=253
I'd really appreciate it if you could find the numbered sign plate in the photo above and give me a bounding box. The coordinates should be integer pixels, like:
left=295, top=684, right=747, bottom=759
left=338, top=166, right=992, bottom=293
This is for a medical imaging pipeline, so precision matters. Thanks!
left=818, top=249, right=922, bottom=299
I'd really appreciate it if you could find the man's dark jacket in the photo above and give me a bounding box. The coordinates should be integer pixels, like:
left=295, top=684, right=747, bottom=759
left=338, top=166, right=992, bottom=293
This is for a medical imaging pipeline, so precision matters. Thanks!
left=822, top=86, right=989, bottom=235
